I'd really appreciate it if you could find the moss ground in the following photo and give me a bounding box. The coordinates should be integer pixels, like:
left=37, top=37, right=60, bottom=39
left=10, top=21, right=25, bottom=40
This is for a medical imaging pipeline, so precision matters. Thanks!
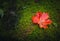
left=0, top=0, right=60, bottom=41
left=15, top=0, right=60, bottom=41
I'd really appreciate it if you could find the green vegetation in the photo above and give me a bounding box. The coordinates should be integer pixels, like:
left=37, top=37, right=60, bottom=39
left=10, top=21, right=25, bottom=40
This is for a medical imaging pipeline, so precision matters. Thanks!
left=0, top=0, right=60, bottom=41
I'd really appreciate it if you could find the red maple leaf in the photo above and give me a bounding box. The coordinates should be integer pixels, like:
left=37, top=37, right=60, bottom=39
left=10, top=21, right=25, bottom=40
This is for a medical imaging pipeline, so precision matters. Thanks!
left=32, top=11, right=52, bottom=29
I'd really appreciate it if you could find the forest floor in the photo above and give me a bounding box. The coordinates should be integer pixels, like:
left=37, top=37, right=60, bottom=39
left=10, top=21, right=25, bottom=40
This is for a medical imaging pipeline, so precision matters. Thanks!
left=0, top=0, right=60, bottom=41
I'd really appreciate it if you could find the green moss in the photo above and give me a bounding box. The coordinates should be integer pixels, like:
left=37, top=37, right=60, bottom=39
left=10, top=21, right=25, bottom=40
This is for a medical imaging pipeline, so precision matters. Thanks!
left=16, top=0, right=60, bottom=41
left=0, top=0, right=60, bottom=41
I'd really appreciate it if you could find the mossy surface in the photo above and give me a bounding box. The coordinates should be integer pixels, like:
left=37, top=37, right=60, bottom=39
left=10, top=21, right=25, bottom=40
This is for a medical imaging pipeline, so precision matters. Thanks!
left=0, top=0, right=60, bottom=41
left=16, top=0, right=60, bottom=41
